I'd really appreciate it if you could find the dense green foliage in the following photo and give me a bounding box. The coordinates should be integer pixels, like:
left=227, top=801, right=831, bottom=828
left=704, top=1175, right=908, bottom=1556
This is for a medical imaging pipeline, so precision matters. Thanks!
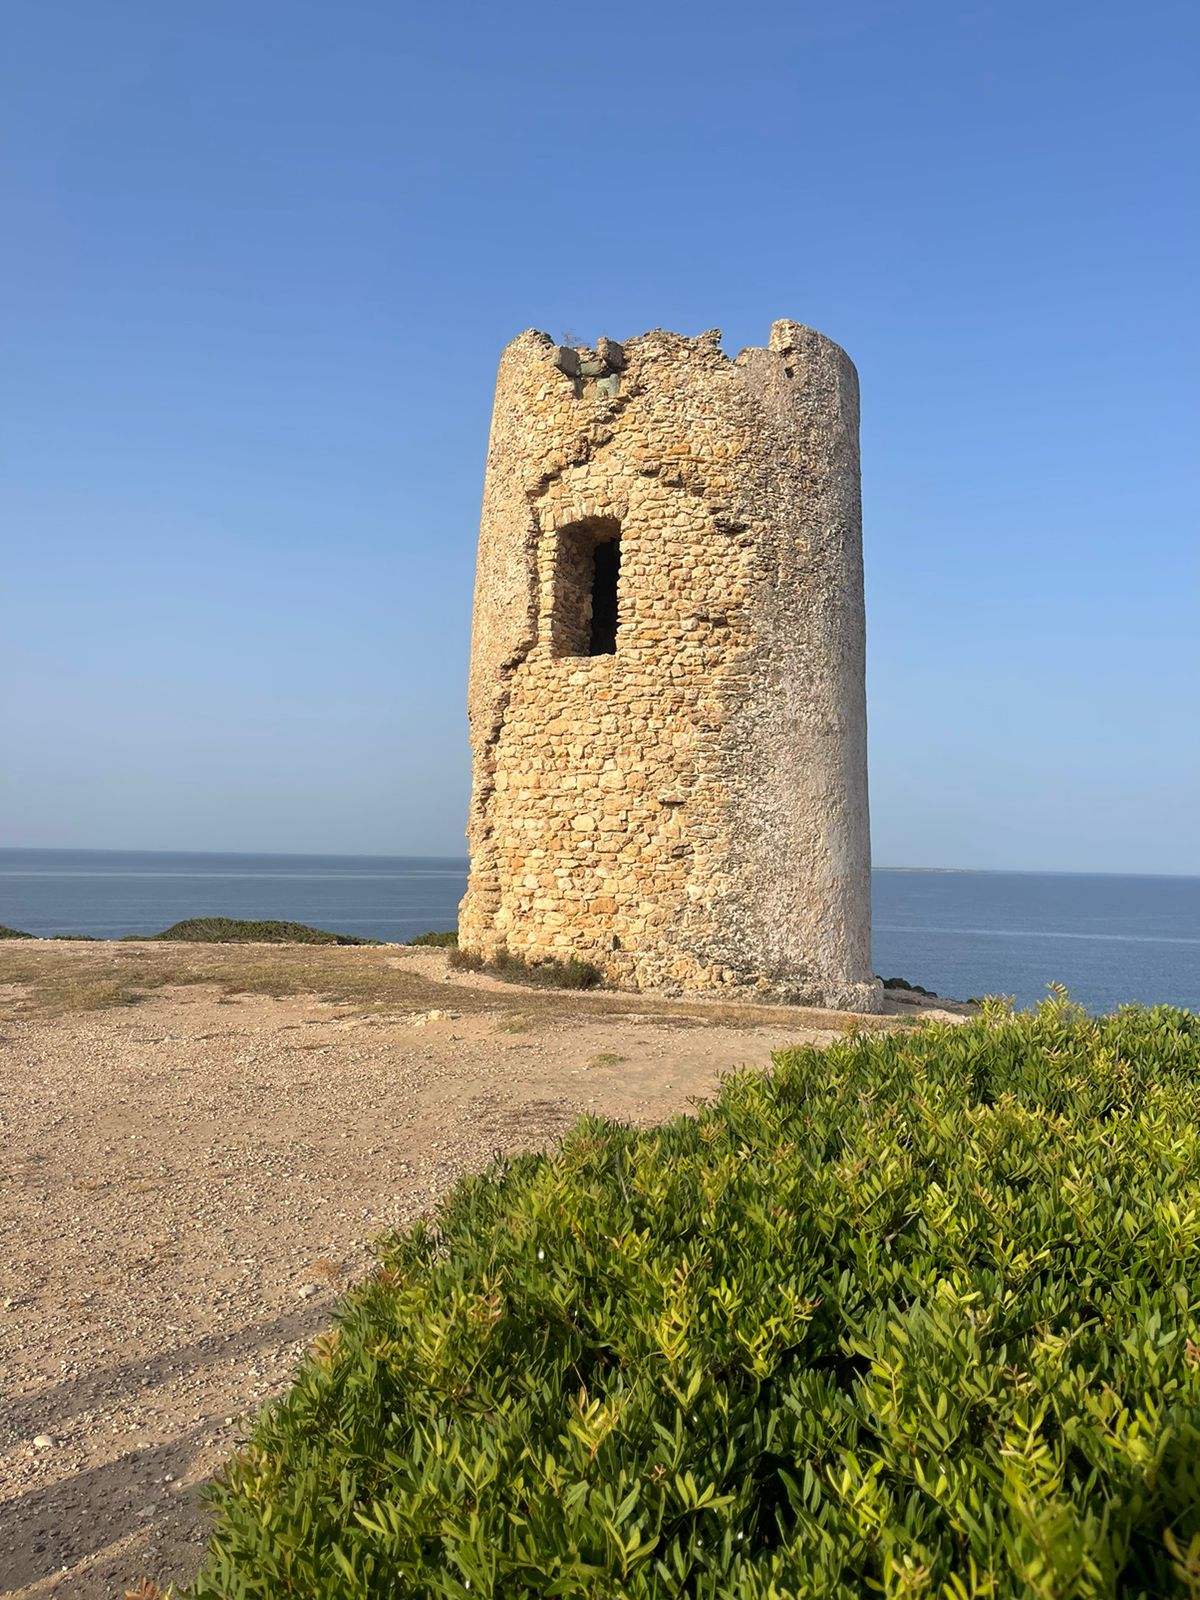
left=0, top=924, right=33, bottom=939
left=188, top=997, right=1200, bottom=1599
left=135, top=918, right=376, bottom=945
left=408, top=930, right=460, bottom=948
left=450, top=943, right=604, bottom=989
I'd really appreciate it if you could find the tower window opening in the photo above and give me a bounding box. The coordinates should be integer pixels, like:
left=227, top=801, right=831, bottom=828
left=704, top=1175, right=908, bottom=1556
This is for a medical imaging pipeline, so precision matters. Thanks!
left=550, top=518, right=621, bottom=657
left=589, top=537, right=620, bottom=654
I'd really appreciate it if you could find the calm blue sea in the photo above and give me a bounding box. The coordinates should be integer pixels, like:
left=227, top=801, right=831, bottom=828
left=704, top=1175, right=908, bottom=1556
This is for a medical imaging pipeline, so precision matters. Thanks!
left=1, top=849, right=1196, bottom=1015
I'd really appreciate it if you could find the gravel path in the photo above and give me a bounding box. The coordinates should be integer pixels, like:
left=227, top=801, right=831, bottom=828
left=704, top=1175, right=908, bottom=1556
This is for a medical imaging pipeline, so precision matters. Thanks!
left=0, top=943, right=939, bottom=1597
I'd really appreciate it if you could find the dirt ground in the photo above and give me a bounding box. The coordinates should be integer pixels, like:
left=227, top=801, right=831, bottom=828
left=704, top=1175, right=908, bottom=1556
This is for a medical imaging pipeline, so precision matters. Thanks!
left=0, top=941, right=958, bottom=1598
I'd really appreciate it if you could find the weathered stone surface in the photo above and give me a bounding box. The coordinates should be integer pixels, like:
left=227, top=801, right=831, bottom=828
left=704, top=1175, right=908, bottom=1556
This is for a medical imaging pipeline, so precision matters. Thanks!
left=459, top=321, right=882, bottom=1012
left=596, top=336, right=626, bottom=371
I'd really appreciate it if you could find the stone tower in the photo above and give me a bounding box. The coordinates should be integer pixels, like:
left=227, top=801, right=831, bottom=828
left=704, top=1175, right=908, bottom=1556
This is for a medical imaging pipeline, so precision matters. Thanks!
left=458, top=320, right=881, bottom=1012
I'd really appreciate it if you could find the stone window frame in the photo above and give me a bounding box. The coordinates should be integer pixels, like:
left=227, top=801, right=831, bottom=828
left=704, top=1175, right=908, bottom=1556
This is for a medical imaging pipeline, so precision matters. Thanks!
left=542, top=515, right=622, bottom=659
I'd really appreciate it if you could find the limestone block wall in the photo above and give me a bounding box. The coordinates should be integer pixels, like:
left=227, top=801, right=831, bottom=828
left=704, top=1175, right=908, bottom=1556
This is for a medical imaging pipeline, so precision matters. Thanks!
left=458, top=320, right=881, bottom=1011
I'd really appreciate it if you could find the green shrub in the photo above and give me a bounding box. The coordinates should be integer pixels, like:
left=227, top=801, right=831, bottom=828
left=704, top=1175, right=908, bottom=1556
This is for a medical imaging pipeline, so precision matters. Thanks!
left=0, top=924, right=34, bottom=939
left=187, top=996, right=1200, bottom=1599
left=133, top=918, right=376, bottom=946
left=450, top=943, right=603, bottom=990
left=408, top=930, right=459, bottom=948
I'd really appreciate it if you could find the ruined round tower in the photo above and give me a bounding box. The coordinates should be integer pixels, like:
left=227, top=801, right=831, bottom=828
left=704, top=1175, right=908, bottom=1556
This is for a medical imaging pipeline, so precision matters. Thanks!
left=458, top=320, right=881, bottom=1012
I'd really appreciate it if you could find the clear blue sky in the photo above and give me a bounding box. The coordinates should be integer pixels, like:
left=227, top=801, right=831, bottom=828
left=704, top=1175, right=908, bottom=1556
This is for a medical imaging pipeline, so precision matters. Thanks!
left=2, top=1, right=1196, bottom=872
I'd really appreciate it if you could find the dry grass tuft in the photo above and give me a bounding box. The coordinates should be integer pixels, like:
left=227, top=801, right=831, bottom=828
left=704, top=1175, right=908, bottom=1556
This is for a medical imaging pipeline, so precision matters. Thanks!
left=588, top=1051, right=627, bottom=1068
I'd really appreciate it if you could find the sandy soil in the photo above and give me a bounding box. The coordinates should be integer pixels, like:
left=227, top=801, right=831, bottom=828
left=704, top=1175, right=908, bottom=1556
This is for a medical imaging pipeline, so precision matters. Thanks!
left=0, top=942, right=958, bottom=1598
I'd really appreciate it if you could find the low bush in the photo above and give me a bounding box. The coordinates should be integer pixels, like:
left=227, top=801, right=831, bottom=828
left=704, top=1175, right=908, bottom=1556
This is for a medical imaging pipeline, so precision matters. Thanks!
left=450, top=943, right=604, bottom=990
left=0, top=924, right=33, bottom=939
left=187, top=996, right=1200, bottom=1599
left=408, top=930, right=459, bottom=948
left=135, top=918, right=376, bottom=946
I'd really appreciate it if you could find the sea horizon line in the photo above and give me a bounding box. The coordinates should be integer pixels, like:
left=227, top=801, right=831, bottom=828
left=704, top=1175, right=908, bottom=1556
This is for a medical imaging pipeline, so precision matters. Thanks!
left=1, top=846, right=1197, bottom=882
